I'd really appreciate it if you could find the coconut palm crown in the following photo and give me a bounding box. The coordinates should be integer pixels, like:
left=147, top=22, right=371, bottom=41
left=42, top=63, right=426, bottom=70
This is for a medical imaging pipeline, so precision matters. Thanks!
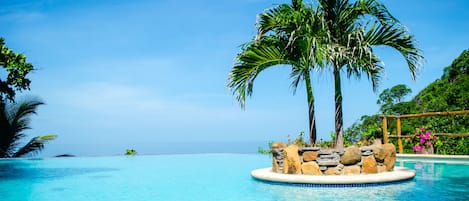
left=317, top=0, right=423, bottom=149
left=228, top=0, right=327, bottom=144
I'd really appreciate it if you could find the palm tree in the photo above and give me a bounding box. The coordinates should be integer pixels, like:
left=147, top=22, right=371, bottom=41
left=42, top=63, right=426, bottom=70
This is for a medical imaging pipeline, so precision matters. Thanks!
left=0, top=97, right=56, bottom=158
left=228, top=0, right=326, bottom=144
left=317, top=0, right=423, bottom=149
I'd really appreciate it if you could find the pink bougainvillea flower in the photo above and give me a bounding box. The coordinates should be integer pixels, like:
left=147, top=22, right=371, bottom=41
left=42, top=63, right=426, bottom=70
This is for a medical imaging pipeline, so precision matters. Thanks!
left=426, top=141, right=432, bottom=146
left=414, top=145, right=422, bottom=151
left=420, top=138, right=425, bottom=144
left=423, top=133, right=430, bottom=140
left=419, top=127, right=425, bottom=131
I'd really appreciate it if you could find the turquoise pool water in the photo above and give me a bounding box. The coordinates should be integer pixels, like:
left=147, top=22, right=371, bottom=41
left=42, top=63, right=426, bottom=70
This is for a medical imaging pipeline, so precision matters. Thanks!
left=0, top=154, right=468, bottom=201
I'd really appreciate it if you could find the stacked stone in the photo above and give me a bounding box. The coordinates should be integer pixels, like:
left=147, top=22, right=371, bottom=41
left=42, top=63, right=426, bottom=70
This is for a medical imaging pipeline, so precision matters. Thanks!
left=271, top=142, right=397, bottom=176
left=317, top=150, right=343, bottom=175
left=271, top=142, right=287, bottom=173
left=298, top=147, right=321, bottom=175
left=271, top=148, right=284, bottom=173
left=360, top=146, right=378, bottom=174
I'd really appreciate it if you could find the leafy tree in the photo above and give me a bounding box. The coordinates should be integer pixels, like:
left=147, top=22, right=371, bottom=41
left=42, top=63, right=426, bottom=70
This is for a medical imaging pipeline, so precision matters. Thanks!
left=228, top=0, right=327, bottom=144
left=344, top=114, right=382, bottom=144
left=0, top=37, right=34, bottom=102
left=0, top=97, right=56, bottom=158
left=377, top=84, right=412, bottom=114
left=317, top=0, right=423, bottom=149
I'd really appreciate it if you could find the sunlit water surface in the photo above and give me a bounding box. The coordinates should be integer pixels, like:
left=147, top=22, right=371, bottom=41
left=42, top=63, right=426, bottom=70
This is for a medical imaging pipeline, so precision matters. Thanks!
left=0, top=154, right=468, bottom=201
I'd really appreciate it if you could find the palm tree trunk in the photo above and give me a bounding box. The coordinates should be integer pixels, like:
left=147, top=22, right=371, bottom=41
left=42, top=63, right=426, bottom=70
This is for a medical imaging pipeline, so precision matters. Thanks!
left=304, top=70, right=317, bottom=145
left=333, top=67, right=344, bottom=150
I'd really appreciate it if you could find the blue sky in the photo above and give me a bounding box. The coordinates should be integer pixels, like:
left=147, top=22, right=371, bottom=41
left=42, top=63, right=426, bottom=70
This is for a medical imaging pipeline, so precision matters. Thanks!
left=1, top=0, right=468, bottom=156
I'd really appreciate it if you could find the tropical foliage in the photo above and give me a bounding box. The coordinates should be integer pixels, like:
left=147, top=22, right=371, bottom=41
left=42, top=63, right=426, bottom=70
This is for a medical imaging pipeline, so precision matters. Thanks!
left=229, top=0, right=422, bottom=149
left=125, top=149, right=137, bottom=156
left=0, top=37, right=34, bottom=102
left=0, top=98, right=56, bottom=158
left=346, top=49, right=469, bottom=154
left=228, top=0, right=326, bottom=144
left=316, top=0, right=423, bottom=149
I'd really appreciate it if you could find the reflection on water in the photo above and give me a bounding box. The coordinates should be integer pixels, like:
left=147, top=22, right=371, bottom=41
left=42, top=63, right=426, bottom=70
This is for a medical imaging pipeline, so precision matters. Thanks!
left=402, top=161, right=469, bottom=200
left=0, top=161, right=118, bottom=180
left=254, top=160, right=469, bottom=201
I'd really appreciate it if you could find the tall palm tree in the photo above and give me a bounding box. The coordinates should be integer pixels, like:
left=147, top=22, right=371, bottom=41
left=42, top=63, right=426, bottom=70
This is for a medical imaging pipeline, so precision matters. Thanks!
left=228, top=0, right=326, bottom=144
left=317, top=0, right=423, bottom=149
left=0, top=97, right=56, bottom=158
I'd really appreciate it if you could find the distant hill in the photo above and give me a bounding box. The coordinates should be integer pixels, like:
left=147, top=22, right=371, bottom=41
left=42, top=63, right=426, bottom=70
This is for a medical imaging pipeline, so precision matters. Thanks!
left=345, top=49, right=469, bottom=154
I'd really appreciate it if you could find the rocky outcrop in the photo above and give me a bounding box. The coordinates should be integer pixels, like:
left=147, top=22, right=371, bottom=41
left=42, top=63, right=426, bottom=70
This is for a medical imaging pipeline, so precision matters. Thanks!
left=283, top=145, right=301, bottom=174
left=362, top=155, right=378, bottom=174
left=340, top=145, right=361, bottom=165
left=302, top=161, right=322, bottom=175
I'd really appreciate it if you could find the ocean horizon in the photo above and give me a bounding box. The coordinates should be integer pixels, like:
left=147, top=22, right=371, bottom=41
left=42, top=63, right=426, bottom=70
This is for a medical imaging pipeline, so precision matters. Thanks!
left=36, top=140, right=275, bottom=158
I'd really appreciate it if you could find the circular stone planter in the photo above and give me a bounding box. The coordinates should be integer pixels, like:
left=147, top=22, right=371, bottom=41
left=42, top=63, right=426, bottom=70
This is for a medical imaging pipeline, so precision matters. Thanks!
left=251, top=167, right=415, bottom=185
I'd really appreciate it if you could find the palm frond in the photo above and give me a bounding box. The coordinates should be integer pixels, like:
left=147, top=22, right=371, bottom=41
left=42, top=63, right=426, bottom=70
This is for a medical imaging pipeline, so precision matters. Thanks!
left=365, top=23, right=423, bottom=79
left=13, top=134, right=57, bottom=157
left=228, top=39, right=297, bottom=108
left=0, top=97, right=45, bottom=158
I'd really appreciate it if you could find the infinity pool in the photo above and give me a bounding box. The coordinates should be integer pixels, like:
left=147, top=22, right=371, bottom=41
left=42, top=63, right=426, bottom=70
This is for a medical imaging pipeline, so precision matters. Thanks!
left=0, top=154, right=468, bottom=201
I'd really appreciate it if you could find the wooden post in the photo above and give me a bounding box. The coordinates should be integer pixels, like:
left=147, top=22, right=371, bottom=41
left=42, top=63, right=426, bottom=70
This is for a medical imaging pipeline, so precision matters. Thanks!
left=382, top=116, right=388, bottom=144
left=397, top=118, right=403, bottom=153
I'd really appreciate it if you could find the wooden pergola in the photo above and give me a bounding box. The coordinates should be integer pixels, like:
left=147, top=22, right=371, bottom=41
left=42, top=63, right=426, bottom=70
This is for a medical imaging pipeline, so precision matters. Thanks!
left=379, top=110, right=469, bottom=153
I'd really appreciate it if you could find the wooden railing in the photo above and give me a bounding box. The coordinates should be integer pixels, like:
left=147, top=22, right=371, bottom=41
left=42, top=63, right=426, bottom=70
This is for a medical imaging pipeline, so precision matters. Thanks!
left=379, top=110, right=469, bottom=153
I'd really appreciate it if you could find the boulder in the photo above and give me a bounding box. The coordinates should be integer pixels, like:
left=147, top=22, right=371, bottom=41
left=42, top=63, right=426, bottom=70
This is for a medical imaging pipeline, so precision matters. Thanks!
left=362, top=155, right=378, bottom=174
left=303, top=151, right=319, bottom=162
left=302, top=161, right=322, bottom=175
left=342, top=165, right=361, bottom=175
left=283, top=145, right=302, bottom=174
left=377, top=165, right=387, bottom=173
left=373, top=145, right=386, bottom=163
left=324, top=167, right=341, bottom=175
left=271, top=142, right=287, bottom=149
left=340, top=145, right=361, bottom=165
left=383, top=143, right=397, bottom=171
